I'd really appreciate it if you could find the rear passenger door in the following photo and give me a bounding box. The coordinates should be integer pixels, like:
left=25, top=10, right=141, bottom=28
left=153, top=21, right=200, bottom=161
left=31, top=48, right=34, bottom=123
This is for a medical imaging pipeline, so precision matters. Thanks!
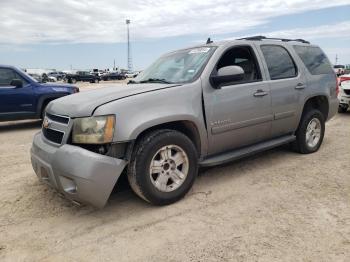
left=255, top=44, right=306, bottom=137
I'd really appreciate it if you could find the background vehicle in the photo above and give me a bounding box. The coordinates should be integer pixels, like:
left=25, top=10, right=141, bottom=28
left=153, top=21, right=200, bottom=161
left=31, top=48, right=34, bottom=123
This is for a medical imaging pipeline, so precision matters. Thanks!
left=42, top=73, right=57, bottom=83
left=65, top=71, right=100, bottom=84
left=125, top=71, right=139, bottom=78
left=338, top=74, right=350, bottom=113
left=102, top=72, right=126, bottom=81
left=28, top=73, right=43, bottom=83
left=48, top=71, right=65, bottom=81
left=31, top=37, right=338, bottom=208
left=334, top=65, right=345, bottom=76
left=0, top=65, right=79, bottom=121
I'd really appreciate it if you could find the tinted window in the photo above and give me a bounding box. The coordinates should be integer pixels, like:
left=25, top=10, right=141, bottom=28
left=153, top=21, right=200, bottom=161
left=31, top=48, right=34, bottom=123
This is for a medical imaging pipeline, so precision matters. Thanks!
left=216, top=46, right=262, bottom=83
left=0, top=68, right=17, bottom=86
left=261, top=45, right=297, bottom=80
left=293, top=46, right=333, bottom=75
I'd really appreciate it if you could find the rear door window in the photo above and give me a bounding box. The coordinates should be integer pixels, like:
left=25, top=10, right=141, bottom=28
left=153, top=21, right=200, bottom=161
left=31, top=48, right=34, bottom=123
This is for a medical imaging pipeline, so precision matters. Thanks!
left=260, top=45, right=297, bottom=80
left=293, top=45, right=333, bottom=75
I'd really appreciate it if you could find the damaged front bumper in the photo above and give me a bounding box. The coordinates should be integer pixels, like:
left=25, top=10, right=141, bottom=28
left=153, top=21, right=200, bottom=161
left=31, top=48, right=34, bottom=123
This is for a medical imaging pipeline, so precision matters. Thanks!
left=30, top=132, right=127, bottom=208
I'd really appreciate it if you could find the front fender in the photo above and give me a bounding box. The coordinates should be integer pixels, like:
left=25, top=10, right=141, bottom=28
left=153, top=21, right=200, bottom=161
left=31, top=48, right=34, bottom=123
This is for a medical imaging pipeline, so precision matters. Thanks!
left=93, top=82, right=208, bottom=156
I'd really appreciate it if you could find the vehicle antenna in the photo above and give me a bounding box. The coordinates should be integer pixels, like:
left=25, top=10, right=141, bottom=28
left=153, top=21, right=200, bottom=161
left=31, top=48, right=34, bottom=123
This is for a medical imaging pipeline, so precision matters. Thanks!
left=206, top=37, right=213, bottom=44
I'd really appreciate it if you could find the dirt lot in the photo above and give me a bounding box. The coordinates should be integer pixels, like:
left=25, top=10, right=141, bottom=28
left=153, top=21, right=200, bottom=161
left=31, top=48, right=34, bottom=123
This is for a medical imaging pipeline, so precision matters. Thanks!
left=0, top=83, right=350, bottom=261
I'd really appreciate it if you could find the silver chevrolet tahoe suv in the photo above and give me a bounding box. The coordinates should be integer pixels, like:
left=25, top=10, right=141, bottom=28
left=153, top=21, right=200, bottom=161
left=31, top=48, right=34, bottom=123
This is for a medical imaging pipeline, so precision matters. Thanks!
left=31, top=36, right=338, bottom=208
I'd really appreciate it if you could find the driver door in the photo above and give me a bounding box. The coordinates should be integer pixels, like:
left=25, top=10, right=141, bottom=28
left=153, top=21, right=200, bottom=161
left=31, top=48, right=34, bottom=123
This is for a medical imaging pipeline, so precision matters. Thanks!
left=203, top=44, right=273, bottom=155
left=0, top=68, right=34, bottom=116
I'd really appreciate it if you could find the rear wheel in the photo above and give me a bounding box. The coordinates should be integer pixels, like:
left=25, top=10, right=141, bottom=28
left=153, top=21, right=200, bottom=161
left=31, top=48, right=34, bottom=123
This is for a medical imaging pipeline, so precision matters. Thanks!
left=292, top=109, right=325, bottom=154
left=128, top=129, right=198, bottom=205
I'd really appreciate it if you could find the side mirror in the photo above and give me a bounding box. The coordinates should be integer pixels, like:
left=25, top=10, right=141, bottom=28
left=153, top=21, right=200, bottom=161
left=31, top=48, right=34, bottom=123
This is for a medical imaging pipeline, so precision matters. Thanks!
left=210, top=65, right=245, bottom=88
left=10, top=79, right=23, bottom=88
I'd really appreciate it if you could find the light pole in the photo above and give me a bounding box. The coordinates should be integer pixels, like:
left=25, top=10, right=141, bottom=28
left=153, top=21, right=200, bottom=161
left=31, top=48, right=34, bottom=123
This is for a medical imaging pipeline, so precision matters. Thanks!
left=126, top=19, right=133, bottom=72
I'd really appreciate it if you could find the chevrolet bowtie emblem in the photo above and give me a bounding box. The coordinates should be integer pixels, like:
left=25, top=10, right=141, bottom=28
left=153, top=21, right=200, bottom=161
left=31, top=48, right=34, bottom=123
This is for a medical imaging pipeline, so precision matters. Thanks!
left=43, top=118, right=51, bottom=129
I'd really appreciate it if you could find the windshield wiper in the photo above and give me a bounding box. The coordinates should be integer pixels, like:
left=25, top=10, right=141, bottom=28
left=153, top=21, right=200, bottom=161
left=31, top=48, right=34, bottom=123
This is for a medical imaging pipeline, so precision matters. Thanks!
left=139, top=78, right=173, bottom=84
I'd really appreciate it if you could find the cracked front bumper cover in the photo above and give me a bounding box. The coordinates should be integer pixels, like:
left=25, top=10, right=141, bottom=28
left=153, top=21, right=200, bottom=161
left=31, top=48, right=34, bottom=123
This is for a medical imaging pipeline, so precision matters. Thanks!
left=30, top=132, right=127, bottom=208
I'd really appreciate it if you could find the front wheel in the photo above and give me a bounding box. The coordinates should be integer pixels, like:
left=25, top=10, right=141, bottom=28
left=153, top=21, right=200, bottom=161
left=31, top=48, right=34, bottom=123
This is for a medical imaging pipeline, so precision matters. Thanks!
left=292, top=109, right=325, bottom=154
left=128, top=130, right=198, bottom=205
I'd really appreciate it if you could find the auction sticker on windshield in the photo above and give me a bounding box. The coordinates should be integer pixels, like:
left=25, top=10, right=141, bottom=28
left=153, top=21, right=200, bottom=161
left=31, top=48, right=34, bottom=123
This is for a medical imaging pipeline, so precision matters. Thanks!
left=189, top=47, right=211, bottom=54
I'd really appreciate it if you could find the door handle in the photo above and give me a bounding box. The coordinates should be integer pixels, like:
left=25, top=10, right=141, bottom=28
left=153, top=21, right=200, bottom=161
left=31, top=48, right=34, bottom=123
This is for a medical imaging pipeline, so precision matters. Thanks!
left=295, top=83, right=306, bottom=90
left=254, top=89, right=268, bottom=97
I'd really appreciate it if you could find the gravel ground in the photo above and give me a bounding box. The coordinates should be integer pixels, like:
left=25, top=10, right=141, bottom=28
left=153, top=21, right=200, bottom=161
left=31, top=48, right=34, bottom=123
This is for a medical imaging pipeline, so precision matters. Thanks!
left=0, top=83, right=349, bottom=261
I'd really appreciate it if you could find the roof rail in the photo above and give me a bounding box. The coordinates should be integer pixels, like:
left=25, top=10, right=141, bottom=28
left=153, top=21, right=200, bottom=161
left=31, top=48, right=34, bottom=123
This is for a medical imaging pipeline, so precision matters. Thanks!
left=238, top=35, right=310, bottom=44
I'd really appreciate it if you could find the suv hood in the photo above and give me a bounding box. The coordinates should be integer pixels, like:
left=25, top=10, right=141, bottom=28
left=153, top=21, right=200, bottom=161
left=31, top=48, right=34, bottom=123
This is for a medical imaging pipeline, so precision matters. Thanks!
left=47, top=83, right=177, bottom=117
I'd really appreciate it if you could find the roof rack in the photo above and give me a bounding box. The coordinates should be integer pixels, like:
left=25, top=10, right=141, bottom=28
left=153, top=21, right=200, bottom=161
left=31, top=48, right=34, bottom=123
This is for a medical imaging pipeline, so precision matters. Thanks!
left=238, top=35, right=310, bottom=44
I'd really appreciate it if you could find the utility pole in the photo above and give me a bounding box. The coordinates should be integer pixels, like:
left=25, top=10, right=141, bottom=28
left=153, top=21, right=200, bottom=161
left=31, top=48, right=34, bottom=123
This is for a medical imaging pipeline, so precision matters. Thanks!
left=113, top=59, right=116, bottom=71
left=335, top=54, right=338, bottom=65
left=126, top=19, right=133, bottom=72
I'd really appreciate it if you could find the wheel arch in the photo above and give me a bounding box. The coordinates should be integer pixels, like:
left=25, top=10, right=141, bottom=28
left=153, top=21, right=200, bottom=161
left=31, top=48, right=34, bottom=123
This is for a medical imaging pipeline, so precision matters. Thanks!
left=36, top=94, right=68, bottom=118
left=301, top=95, right=329, bottom=121
left=132, top=120, right=203, bottom=157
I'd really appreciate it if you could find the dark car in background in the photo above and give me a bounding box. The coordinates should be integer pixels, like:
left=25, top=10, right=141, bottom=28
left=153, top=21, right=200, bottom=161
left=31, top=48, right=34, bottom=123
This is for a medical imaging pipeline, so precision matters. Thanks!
left=102, top=72, right=126, bottom=81
left=0, top=65, right=79, bottom=121
left=334, top=65, right=345, bottom=76
left=65, top=71, right=100, bottom=84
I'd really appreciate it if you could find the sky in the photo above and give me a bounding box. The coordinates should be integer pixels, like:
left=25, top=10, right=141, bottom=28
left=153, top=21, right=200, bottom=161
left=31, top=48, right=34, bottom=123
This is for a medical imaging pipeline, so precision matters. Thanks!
left=0, top=0, right=349, bottom=71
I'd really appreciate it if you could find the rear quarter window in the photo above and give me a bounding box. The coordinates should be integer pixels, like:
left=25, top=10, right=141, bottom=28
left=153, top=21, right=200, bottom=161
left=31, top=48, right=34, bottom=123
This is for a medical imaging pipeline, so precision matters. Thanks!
left=293, top=46, right=333, bottom=75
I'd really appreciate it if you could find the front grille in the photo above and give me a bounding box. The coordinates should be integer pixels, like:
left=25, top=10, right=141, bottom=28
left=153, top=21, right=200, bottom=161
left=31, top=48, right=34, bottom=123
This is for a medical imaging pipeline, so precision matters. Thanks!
left=42, top=128, right=64, bottom=144
left=46, top=113, right=70, bottom=124
left=344, top=89, right=350, bottom=95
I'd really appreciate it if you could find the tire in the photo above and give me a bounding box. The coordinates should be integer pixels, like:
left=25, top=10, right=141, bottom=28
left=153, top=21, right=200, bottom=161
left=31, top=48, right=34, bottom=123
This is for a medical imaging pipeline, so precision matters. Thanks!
left=71, top=78, right=77, bottom=84
left=292, top=109, right=325, bottom=154
left=127, top=129, right=198, bottom=205
left=94, top=78, right=99, bottom=83
left=338, top=106, right=348, bottom=113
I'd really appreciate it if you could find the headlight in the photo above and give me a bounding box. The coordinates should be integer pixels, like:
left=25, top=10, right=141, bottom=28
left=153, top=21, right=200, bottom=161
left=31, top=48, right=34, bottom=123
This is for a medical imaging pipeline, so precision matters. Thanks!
left=72, top=115, right=115, bottom=144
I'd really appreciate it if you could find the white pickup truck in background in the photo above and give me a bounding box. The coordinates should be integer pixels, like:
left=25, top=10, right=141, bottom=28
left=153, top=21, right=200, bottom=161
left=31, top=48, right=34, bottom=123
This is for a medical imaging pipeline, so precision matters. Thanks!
left=338, top=74, right=350, bottom=113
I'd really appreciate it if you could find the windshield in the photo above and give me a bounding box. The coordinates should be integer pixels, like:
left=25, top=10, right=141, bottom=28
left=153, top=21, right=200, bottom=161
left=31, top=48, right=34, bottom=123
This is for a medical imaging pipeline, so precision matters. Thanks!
left=134, top=47, right=215, bottom=84
left=23, top=72, right=39, bottom=82
left=28, top=75, right=39, bottom=82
